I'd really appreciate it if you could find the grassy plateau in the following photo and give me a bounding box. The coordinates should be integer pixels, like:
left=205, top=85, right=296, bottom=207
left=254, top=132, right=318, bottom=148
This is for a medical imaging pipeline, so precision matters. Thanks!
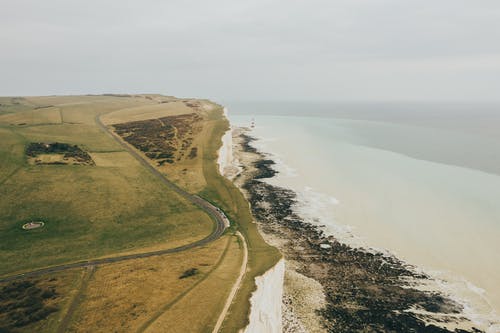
left=0, top=94, right=279, bottom=333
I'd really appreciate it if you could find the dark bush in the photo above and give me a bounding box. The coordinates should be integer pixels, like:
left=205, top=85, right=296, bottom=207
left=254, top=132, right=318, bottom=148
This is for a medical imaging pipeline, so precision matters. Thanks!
left=179, top=268, right=198, bottom=279
left=0, top=280, right=59, bottom=330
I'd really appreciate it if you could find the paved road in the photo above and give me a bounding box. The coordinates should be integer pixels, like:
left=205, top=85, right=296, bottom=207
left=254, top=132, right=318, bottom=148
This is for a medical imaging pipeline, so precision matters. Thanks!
left=0, top=113, right=229, bottom=283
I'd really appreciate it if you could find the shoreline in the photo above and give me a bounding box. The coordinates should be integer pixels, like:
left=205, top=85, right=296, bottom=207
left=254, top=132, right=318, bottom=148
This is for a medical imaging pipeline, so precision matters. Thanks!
left=216, top=112, right=283, bottom=333
left=242, top=113, right=500, bottom=323
left=213, top=112, right=285, bottom=333
left=232, top=127, right=488, bottom=333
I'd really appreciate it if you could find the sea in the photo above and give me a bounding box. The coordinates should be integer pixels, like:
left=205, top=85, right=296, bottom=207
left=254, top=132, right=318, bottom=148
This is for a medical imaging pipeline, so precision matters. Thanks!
left=226, top=101, right=500, bottom=332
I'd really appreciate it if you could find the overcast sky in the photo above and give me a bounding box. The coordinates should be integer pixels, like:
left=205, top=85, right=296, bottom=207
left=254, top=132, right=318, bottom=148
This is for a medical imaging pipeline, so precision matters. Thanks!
left=1, top=0, right=499, bottom=102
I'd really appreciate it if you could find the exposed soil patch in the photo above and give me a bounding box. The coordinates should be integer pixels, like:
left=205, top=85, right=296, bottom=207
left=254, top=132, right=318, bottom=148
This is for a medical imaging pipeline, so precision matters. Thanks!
left=238, top=133, right=482, bottom=333
left=26, top=142, right=95, bottom=166
left=113, top=113, right=202, bottom=166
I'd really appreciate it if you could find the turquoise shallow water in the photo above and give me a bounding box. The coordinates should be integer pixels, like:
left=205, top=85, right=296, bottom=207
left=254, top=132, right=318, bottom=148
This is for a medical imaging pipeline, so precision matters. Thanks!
left=229, top=108, right=500, bottom=330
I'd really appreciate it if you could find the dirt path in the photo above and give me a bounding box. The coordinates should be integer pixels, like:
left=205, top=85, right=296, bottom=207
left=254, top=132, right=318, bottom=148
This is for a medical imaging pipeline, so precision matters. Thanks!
left=56, top=265, right=96, bottom=333
left=212, top=231, right=249, bottom=333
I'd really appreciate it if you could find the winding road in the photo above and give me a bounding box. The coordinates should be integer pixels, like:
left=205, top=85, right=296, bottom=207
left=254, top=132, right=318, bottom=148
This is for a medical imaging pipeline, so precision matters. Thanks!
left=0, top=112, right=229, bottom=283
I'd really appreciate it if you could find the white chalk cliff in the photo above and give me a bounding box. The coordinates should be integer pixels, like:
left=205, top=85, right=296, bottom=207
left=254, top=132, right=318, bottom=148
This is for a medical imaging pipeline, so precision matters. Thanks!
left=217, top=107, right=232, bottom=174
left=243, top=259, right=285, bottom=333
left=217, top=107, right=242, bottom=179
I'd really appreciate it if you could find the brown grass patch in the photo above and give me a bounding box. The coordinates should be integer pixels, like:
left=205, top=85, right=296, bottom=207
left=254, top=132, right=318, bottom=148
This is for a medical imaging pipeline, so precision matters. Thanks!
left=65, top=235, right=243, bottom=332
left=100, top=101, right=196, bottom=125
left=145, top=235, right=244, bottom=333
left=89, top=152, right=136, bottom=168
left=0, top=107, right=62, bottom=126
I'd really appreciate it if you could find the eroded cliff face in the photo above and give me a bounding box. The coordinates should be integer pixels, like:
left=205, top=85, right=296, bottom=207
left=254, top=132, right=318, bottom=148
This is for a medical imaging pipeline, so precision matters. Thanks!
left=243, top=259, right=285, bottom=333
left=217, top=109, right=232, bottom=174
left=217, top=107, right=241, bottom=179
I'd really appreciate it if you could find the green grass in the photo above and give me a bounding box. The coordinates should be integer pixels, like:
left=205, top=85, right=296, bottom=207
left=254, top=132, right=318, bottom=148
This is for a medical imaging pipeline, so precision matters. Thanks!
left=0, top=95, right=282, bottom=332
left=197, top=107, right=281, bottom=332
left=0, top=96, right=213, bottom=276
left=0, top=127, right=25, bottom=183
left=16, top=124, right=124, bottom=152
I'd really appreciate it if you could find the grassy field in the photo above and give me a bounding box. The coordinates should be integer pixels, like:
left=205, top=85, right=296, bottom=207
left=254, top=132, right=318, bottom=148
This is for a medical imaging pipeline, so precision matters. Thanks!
left=0, top=95, right=214, bottom=276
left=0, top=94, right=280, bottom=332
left=0, top=235, right=243, bottom=333
left=61, top=235, right=242, bottom=333
left=0, top=233, right=243, bottom=333
left=99, top=97, right=281, bottom=331
left=102, top=98, right=218, bottom=194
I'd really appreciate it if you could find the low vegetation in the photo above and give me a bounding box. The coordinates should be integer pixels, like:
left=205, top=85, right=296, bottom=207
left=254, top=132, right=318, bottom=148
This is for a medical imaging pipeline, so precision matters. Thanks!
left=179, top=268, right=199, bottom=279
left=26, top=142, right=95, bottom=166
left=0, top=280, right=58, bottom=332
left=112, top=113, right=202, bottom=166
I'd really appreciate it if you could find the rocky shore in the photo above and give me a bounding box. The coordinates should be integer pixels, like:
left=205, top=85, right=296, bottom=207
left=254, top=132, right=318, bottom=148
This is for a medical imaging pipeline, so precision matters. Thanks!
left=233, top=128, right=483, bottom=333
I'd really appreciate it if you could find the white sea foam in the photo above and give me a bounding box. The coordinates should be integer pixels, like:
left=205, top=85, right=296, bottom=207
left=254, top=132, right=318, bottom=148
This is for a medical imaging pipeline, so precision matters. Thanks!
left=295, top=187, right=357, bottom=243
left=296, top=184, right=500, bottom=331
left=248, top=136, right=299, bottom=178
left=426, top=271, right=500, bottom=332
left=272, top=157, right=298, bottom=178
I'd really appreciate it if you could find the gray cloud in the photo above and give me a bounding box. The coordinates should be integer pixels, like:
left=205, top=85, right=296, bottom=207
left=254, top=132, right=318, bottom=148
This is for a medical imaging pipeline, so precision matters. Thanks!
left=1, top=0, right=499, bottom=101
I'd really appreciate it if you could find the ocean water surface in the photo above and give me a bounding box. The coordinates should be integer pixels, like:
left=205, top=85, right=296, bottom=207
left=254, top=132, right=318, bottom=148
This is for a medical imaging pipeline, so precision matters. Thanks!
left=228, top=102, right=500, bottom=331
